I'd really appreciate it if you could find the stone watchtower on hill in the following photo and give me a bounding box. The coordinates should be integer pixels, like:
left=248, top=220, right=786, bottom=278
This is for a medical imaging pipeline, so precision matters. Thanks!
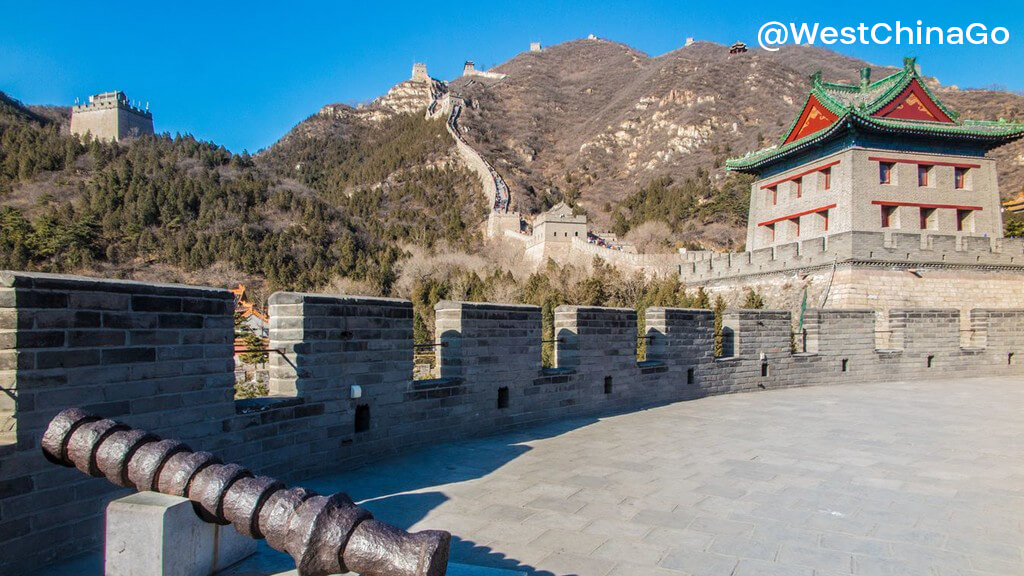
left=70, top=91, right=154, bottom=142
left=411, top=62, right=430, bottom=83
left=524, top=202, right=588, bottom=263
left=727, top=58, right=1024, bottom=251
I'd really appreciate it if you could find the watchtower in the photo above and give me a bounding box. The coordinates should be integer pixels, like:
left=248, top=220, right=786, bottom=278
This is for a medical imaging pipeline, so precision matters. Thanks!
left=411, top=63, right=429, bottom=83
left=70, top=91, right=154, bottom=142
left=728, top=58, right=1024, bottom=251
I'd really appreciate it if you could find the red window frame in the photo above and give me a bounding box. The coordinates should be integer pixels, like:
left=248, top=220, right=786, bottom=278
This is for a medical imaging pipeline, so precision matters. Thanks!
left=794, top=178, right=802, bottom=199
left=881, top=205, right=895, bottom=228
left=919, top=207, right=935, bottom=230
left=769, top=186, right=777, bottom=206
left=918, top=165, right=930, bottom=187
left=821, top=168, right=831, bottom=190
left=956, top=209, right=972, bottom=232
left=821, top=210, right=829, bottom=231
left=791, top=217, right=800, bottom=238
left=954, top=167, right=967, bottom=189
left=880, top=162, right=893, bottom=184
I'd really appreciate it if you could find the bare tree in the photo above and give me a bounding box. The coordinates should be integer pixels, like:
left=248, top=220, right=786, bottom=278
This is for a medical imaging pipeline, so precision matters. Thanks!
left=624, top=220, right=673, bottom=253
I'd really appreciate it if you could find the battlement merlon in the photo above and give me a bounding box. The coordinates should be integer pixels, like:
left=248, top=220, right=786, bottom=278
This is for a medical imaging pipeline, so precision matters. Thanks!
left=679, top=230, right=1024, bottom=283
left=72, top=91, right=152, bottom=119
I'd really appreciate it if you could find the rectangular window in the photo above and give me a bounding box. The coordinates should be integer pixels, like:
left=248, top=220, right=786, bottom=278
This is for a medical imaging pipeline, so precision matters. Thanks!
left=794, top=178, right=802, bottom=199
left=821, top=210, right=829, bottom=232
left=954, top=167, right=968, bottom=189
left=957, top=209, right=973, bottom=232
left=791, top=217, right=800, bottom=238
left=769, top=186, right=777, bottom=206
left=821, top=168, right=831, bottom=190
left=918, top=165, right=931, bottom=187
left=920, top=207, right=936, bottom=230
left=766, top=223, right=775, bottom=242
left=880, top=162, right=894, bottom=184
left=881, top=205, right=897, bottom=228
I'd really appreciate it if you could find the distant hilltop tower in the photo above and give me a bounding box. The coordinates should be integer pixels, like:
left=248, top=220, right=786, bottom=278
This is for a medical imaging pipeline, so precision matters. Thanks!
left=411, top=63, right=429, bottom=83
left=70, top=91, right=154, bottom=142
left=530, top=42, right=542, bottom=52
left=462, top=60, right=507, bottom=80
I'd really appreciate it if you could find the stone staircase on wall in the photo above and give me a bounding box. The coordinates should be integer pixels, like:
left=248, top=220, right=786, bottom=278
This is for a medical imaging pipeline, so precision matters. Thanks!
left=428, top=89, right=522, bottom=238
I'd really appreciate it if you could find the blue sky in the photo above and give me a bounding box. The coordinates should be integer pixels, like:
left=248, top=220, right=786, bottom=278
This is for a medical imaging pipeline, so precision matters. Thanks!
left=1, top=1, right=1020, bottom=153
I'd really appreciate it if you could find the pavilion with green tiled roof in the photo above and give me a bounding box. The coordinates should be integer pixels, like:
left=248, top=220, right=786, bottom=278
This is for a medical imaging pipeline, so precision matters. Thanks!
left=727, top=57, right=1024, bottom=175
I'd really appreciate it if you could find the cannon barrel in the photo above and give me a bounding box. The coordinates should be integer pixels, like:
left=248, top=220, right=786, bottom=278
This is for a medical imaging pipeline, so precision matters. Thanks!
left=41, top=408, right=450, bottom=576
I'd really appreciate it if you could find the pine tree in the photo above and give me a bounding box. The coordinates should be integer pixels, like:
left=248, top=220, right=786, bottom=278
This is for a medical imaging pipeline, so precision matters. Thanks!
left=713, top=296, right=727, bottom=357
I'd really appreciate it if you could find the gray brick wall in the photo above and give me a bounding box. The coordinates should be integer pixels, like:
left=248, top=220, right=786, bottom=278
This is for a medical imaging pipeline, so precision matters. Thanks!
left=435, top=301, right=542, bottom=433
left=0, top=271, right=235, bottom=573
left=682, top=230, right=1024, bottom=282
left=2, top=271, right=1023, bottom=575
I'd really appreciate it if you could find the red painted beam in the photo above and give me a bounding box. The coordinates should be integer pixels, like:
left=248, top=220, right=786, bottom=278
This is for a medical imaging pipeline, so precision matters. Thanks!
left=870, top=201, right=983, bottom=211
left=760, top=160, right=841, bottom=190
left=757, top=204, right=837, bottom=227
left=867, top=156, right=981, bottom=169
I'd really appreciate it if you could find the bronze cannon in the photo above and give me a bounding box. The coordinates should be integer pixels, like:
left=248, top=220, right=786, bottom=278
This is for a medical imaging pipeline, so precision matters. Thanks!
left=41, top=408, right=450, bottom=576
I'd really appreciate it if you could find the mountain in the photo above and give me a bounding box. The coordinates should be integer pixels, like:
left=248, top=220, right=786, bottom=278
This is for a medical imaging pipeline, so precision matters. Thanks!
left=446, top=40, right=1024, bottom=238
left=2, top=39, right=1024, bottom=298
left=0, top=89, right=482, bottom=300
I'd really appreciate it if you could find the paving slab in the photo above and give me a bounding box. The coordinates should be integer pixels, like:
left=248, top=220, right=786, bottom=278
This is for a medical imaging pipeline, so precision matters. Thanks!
left=39, top=376, right=1024, bottom=576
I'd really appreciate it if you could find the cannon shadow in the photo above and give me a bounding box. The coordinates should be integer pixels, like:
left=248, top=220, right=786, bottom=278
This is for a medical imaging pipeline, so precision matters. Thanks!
left=224, top=416, right=605, bottom=575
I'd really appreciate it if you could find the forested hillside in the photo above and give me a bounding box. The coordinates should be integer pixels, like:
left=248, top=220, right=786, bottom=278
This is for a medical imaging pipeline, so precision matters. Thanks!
left=4, top=41, right=1024, bottom=344
left=0, top=94, right=482, bottom=296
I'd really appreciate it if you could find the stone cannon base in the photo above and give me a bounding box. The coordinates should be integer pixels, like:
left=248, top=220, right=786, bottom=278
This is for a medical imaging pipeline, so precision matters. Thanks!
left=262, top=566, right=524, bottom=576
left=106, top=492, right=256, bottom=576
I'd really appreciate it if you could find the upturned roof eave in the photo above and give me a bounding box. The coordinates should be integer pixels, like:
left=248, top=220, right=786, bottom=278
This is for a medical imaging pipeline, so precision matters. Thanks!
left=727, top=114, right=1024, bottom=173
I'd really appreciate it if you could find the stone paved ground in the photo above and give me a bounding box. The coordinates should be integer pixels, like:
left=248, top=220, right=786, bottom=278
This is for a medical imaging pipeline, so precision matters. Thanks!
left=234, top=376, right=1024, bottom=576
left=47, top=377, right=1024, bottom=576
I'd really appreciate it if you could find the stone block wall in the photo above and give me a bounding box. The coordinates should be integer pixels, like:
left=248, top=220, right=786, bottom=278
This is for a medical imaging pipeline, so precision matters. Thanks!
left=2, top=271, right=1024, bottom=575
left=0, top=272, right=235, bottom=572
left=802, top=309, right=874, bottom=353
left=644, top=308, right=714, bottom=389
left=435, top=301, right=541, bottom=432
left=268, top=292, right=413, bottom=405
left=565, top=237, right=687, bottom=276
left=554, top=305, right=643, bottom=413
left=682, top=230, right=1024, bottom=283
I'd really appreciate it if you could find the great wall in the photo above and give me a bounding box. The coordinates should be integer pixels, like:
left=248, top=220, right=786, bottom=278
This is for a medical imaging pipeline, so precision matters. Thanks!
left=2, top=270, right=1023, bottom=574
left=10, top=44, right=1024, bottom=576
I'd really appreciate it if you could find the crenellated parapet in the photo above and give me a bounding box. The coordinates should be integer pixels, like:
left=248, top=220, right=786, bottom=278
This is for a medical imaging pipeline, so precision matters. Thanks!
left=70, top=91, right=154, bottom=142
left=682, top=231, right=1024, bottom=284
left=2, top=271, right=1023, bottom=574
